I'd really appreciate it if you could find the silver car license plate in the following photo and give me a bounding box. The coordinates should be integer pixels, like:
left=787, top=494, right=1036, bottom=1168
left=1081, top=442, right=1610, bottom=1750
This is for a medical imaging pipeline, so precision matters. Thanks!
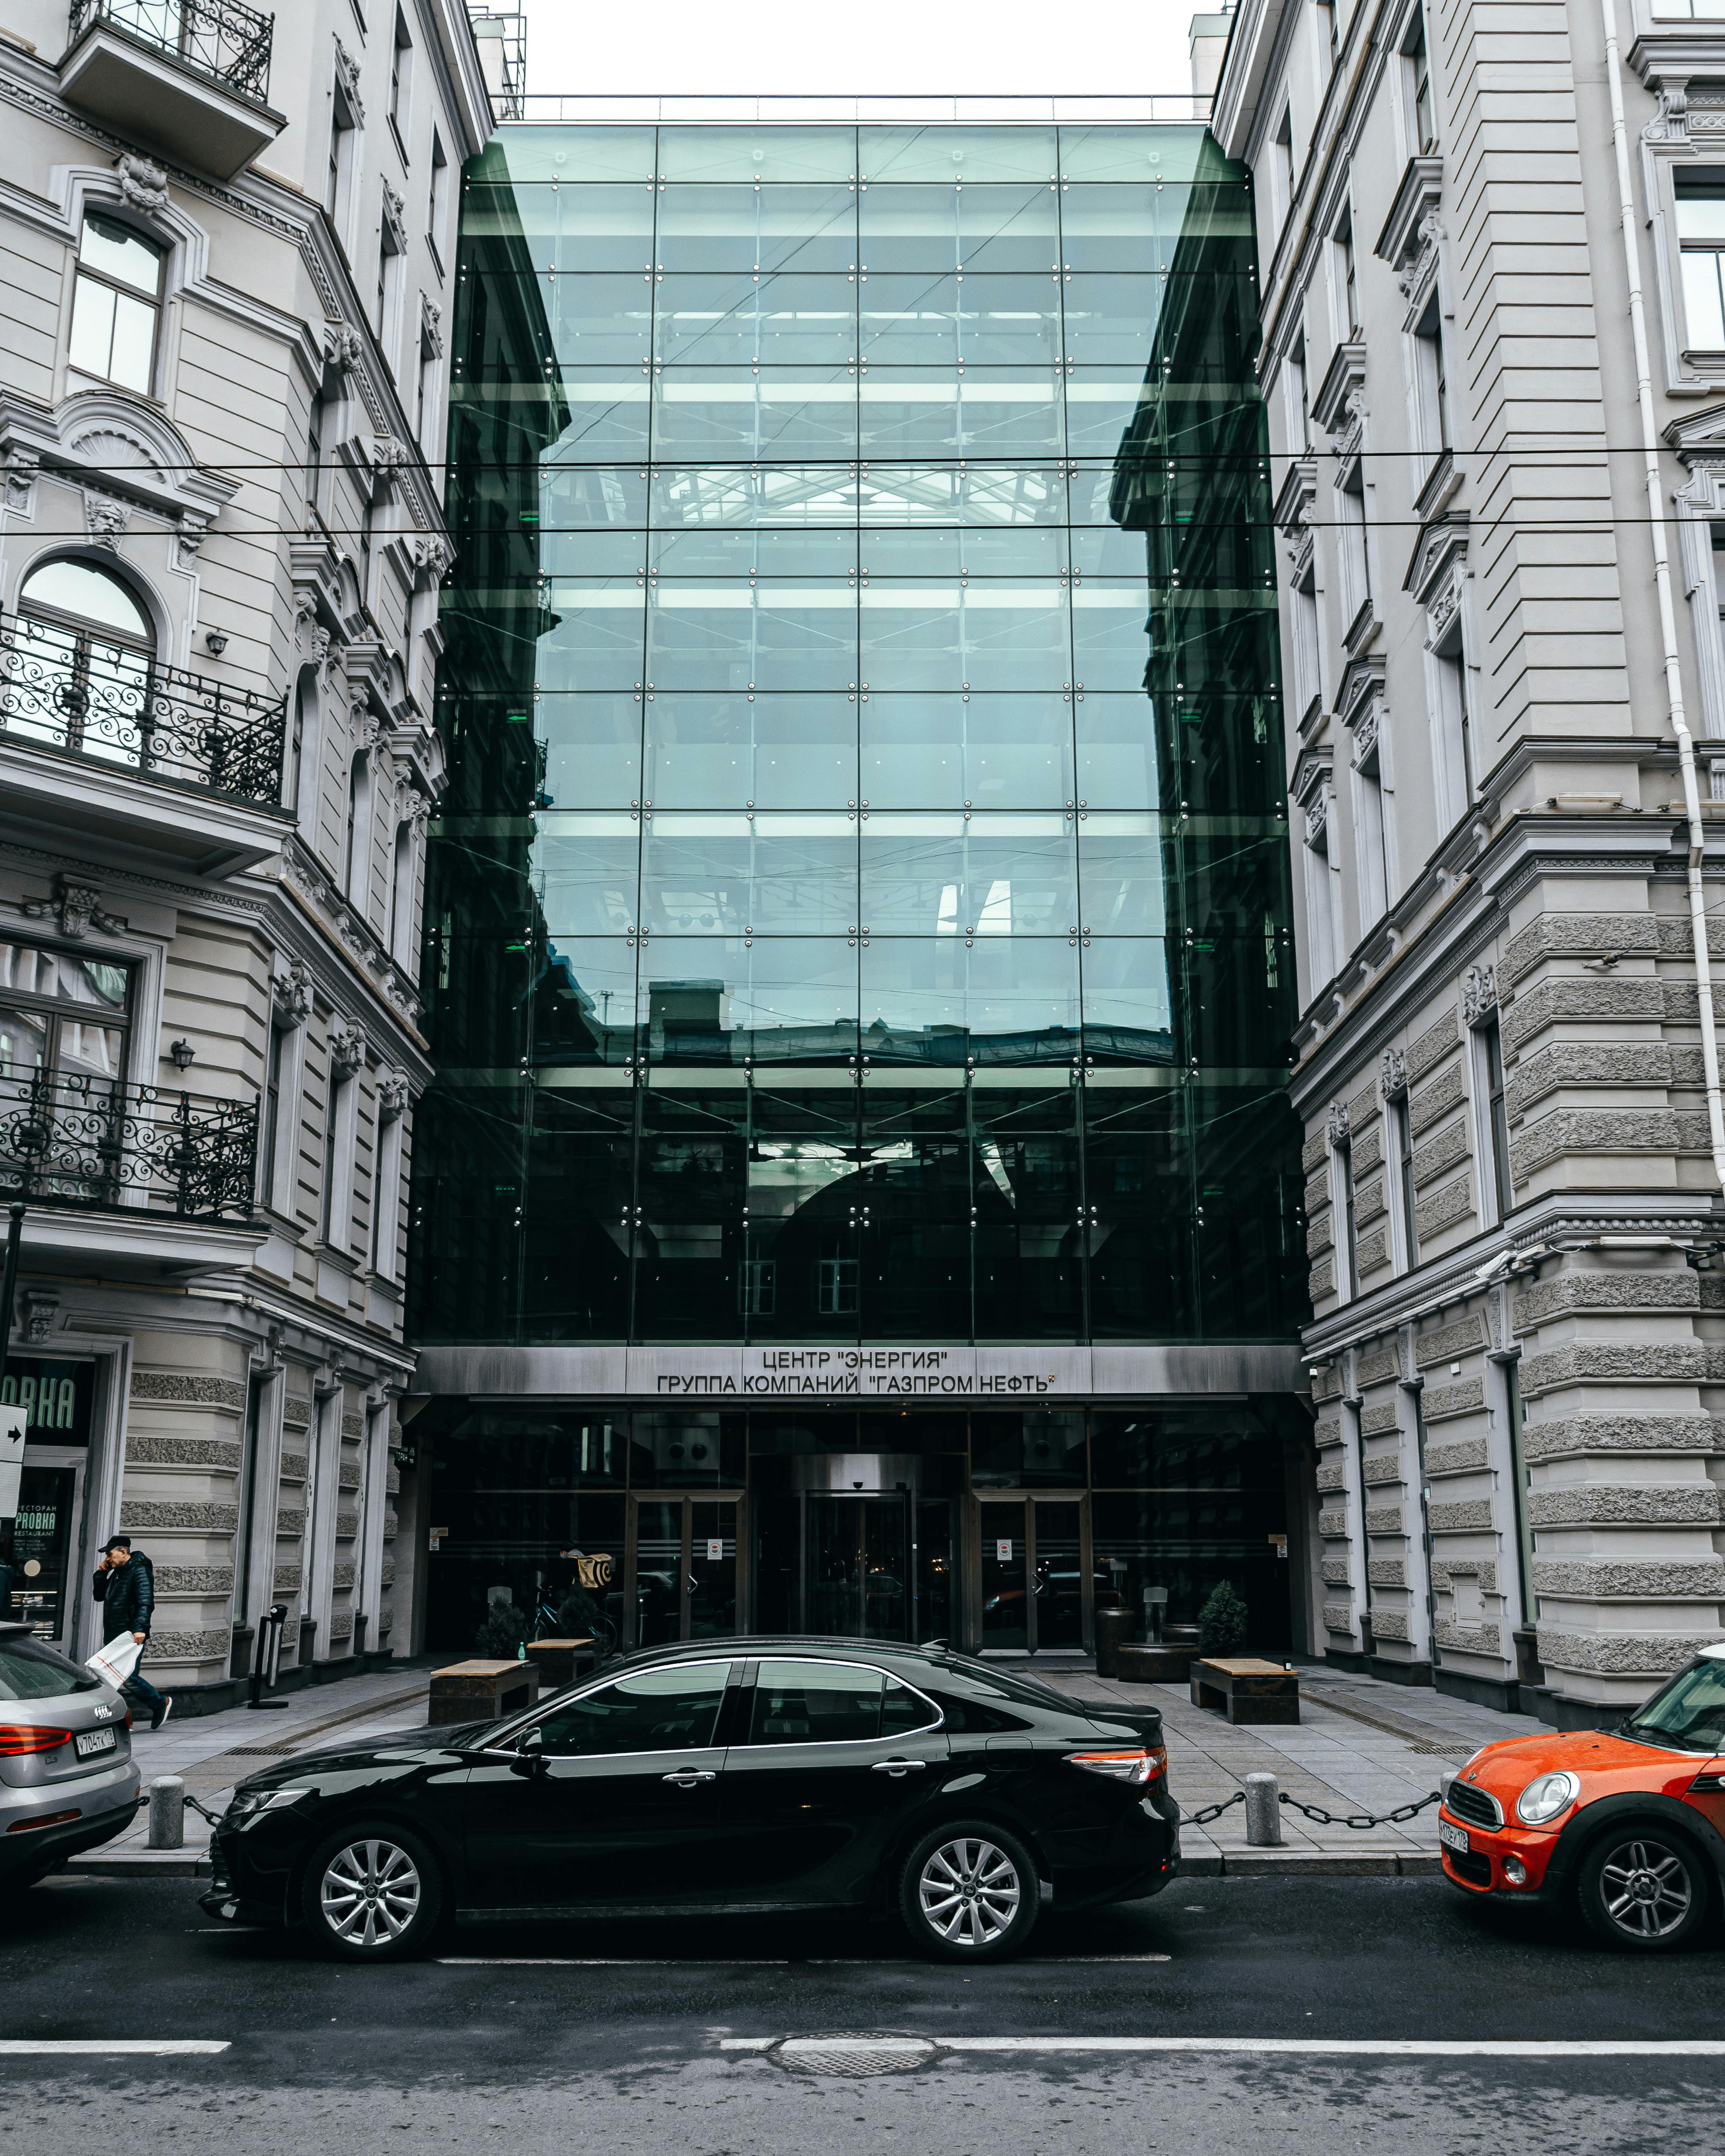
left=1437, top=1817, right=1470, bottom=1854
left=75, top=1728, right=117, bottom=1758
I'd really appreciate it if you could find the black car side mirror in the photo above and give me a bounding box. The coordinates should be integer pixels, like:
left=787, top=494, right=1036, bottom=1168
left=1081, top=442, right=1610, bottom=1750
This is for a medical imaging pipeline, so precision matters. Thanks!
left=509, top=1750, right=548, bottom=1780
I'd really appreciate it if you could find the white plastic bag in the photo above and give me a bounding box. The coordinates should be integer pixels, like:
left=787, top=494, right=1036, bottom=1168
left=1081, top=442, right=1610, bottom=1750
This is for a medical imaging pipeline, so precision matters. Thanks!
left=86, top=1633, right=142, bottom=1690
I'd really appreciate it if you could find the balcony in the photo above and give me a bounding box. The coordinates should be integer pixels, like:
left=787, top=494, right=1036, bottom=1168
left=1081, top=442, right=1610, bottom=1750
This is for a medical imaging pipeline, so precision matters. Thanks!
left=0, top=612, right=289, bottom=873
left=61, top=0, right=285, bottom=179
left=0, top=1072, right=263, bottom=1279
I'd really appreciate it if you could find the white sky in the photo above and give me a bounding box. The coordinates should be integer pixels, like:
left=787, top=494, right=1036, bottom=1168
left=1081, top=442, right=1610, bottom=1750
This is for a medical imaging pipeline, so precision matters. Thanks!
left=518, top=0, right=1196, bottom=103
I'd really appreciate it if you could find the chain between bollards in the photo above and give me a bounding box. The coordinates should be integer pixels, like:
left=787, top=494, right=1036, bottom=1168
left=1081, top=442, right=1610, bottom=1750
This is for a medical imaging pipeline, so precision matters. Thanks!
left=1180, top=1780, right=1444, bottom=1836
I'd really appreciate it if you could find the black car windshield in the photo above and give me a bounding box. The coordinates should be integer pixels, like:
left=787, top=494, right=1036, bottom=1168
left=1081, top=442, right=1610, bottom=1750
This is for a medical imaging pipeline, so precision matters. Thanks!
left=1620, top=1656, right=1725, bottom=1753
left=0, top=1635, right=100, bottom=1701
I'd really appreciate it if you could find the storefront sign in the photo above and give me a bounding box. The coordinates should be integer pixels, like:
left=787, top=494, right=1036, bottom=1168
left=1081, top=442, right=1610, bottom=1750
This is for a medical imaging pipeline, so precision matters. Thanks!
left=4, top=1358, right=94, bottom=1443
left=648, top=1348, right=1086, bottom=1400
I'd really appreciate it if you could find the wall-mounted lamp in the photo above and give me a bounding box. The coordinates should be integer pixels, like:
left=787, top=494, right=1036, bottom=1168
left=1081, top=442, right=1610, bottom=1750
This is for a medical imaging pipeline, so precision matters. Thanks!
left=169, top=1039, right=196, bottom=1071
left=203, top=629, right=228, bottom=657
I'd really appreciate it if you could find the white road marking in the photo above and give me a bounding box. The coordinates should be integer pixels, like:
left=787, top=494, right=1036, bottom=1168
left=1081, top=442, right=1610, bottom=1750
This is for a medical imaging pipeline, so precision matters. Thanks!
left=720, top=2036, right=1725, bottom=2059
left=433, top=1954, right=1172, bottom=1969
left=0, top=2042, right=230, bottom=2057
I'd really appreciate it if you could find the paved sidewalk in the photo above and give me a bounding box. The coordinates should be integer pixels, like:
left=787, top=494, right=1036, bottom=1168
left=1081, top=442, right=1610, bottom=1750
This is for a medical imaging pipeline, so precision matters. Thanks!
left=69, top=1664, right=436, bottom=1877
left=1041, top=1660, right=1547, bottom=1874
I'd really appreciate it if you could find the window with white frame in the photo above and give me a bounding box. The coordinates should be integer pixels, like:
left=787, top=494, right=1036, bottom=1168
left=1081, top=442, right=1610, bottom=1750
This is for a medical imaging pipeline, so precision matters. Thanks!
left=1332, top=213, right=1360, bottom=341
left=1315, top=0, right=1338, bottom=76
left=1404, top=8, right=1436, bottom=154
left=1676, top=170, right=1725, bottom=351
left=1289, top=339, right=1312, bottom=449
left=1350, top=721, right=1391, bottom=928
left=1428, top=614, right=1474, bottom=827
left=428, top=133, right=451, bottom=271
left=389, top=8, right=413, bottom=153
left=1291, top=573, right=1322, bottom=721
left=1332, top=1130, right=1358, bottom=1299
left=1411, top=295, right=1451, bottom=463
left=1471, top=1010, right=1514, bottom=1226
left=1336, top=465, right=1371, bottom=627
left=1303, top=805, right=1340, bottom=989
left=68, top=213, right=165, bottom=395
left=1271, top=108, right=1295, bottom=232
left=1392, top=1090, right=1419, bottom=1268
left=327, top=78, right=359, bottom=228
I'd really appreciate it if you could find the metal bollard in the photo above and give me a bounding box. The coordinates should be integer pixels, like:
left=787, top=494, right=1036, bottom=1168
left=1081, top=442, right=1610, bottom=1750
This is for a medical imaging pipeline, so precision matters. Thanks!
left=147, top=1775, right=185, bottom=1851
left=1243, top=1771, right=1283, bottom=1847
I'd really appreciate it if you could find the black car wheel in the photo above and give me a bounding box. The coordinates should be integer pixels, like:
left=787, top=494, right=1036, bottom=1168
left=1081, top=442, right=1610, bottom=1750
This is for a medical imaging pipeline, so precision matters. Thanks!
left=1576, top=1826, right=1711, bottom=1951
left=898, top=1820, right=1040, bottom=1961
left=301, top=1823, right=444, bottom=1961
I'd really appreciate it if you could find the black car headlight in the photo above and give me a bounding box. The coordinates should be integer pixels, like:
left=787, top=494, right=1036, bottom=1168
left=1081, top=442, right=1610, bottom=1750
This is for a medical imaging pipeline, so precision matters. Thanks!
left=224, top=1786, right=309, bottom=1825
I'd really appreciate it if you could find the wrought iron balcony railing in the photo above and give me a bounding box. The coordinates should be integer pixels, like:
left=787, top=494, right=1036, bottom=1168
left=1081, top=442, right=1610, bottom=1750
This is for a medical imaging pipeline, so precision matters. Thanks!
left=0, top=1071, right=258, bottom=1221
left=0, top=613, right=287, bottom=812
left=67, top=0, right=274, bottom=104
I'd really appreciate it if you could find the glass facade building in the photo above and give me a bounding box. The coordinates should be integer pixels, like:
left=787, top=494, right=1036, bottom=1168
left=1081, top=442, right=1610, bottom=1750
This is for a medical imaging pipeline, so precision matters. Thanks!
left=410, top=120, right=1310, bottom=1660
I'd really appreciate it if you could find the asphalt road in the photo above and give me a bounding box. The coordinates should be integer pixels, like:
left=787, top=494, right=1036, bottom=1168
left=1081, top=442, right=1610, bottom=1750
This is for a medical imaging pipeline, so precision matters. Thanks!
left=5, top=1873, right=1724, bottom=2153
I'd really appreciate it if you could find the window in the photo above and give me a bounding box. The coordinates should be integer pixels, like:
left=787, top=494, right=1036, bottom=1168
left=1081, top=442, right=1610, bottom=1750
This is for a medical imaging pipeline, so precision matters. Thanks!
left=1287, top=340, right=1311, bottom=450
left=1413, top=298, right=1451, bottom=459
left=527, top=1661, right=729, bottom=1757
left=739, top=1258, right=776, bottom=1316
left=1393, top=1093, right=1418, bottom=1268
left=327, top=82, right=359, bottom=226
left=261, top=1020, right=285, bottom=1203
left=1316, top=0, right=1338, bottom=74
left=14, top=558, right=154, bottom=769
left=0, top=937, right=131, bottom=1097
left=1337, top=216, right=1360, bottom=337
left=1337, top=467, right=1371, bottom=623
left=389, top=10, right=413, bottom=147
left=1333, top=1134, right=1358, bottom=1299
left=345, top=749, right=374, bottom=906
left=1431, top=628, right=1474, bottom=822
left=1271, top=108, right=1295, bottom=230
left=305, top=395, right=325, bottom=528
left=1303, top=808, right=1339, bottom=987
left=319, top=1077, right=344, bottom=1243
left=1351, top=725, right=1391, bottom=926
left=744, top=1660, right=938, bottom=1745
left=1476, top=1013, right=1513, bottom=1224
left=68, top=213, right=165, bottom=394
left=428, top=133, right=451, bottom=271
left=1676, top=171, right=1725, bottom=350
left=389, top=820, right=415, bottom=963
left=1406, top=11, right=1436, bottom=154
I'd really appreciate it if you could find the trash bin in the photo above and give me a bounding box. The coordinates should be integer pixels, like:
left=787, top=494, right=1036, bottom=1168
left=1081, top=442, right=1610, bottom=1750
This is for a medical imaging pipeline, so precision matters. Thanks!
left=1094, top=1605, right=1138, bottom=1680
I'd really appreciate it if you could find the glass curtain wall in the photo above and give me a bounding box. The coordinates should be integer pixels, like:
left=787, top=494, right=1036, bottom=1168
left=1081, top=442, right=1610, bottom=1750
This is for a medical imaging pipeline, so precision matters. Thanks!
left=412, top=120, right=1304, bottom=1350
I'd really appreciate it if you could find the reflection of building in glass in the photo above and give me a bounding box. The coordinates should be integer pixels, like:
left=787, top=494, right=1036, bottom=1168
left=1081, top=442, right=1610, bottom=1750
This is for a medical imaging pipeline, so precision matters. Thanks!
left=410, top=120, right=1312, bottom=1662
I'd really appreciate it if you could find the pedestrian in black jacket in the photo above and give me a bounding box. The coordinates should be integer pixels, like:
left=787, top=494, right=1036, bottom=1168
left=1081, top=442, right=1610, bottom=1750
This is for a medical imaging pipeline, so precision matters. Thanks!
left=93, top=1535, right=171, bottom=1729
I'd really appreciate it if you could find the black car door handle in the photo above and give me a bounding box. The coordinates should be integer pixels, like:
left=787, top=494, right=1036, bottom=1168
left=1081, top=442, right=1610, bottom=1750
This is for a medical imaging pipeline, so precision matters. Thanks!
left=871, top=1758, right=928, bottom=1776
left=662, top=1769, right=717, bottom=1788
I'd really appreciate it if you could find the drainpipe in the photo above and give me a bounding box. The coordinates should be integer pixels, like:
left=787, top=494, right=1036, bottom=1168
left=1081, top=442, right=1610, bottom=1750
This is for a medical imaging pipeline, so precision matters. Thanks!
left=1600, top=0, right=1725, bottom=1194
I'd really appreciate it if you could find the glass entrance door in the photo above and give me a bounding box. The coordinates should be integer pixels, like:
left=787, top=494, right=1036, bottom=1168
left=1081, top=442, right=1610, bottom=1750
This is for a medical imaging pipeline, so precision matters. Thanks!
left=976, top=1497, right=1088, bottom=1654
left=10, top=1448, right=86, bottom=1652
left=807, top=1495, right=909, bottom=1640
left=627, top=1494, right=740, bottom=1647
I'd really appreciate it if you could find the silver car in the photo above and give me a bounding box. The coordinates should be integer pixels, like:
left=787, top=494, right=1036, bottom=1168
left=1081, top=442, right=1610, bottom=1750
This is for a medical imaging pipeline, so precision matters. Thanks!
left=0, top=1620, right=141, bottom=1884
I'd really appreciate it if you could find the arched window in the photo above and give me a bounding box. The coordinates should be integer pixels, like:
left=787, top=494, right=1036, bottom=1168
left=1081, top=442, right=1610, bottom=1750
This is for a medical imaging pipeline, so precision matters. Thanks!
left=344, top=748, right=372, bottom=907
left=389, top=820, right=414, bottom=964
left=13, top=557, right=154, bottom=768
left=68, top=213, right=166, bottom=394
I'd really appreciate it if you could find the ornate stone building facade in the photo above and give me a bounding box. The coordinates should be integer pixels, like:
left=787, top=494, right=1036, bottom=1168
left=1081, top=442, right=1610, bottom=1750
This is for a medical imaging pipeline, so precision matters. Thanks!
left=0, top=0, right=504, bottom=1706
left=1214, top=0, right=1725, bottom=1720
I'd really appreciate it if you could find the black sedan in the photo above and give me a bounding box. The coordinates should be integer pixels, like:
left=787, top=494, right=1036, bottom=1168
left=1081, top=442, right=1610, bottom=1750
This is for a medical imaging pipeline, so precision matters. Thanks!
left=202, top=1638, right=1178, bottom=1961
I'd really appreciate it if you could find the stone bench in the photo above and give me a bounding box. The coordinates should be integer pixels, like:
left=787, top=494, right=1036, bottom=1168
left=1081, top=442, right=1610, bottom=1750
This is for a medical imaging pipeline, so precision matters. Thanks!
left=1116, top=1643, right=1198, bottom=1685
left=525, top=1637, right=596, bottom=1691
left=429, top=1658, right=542, bottom=1726
left=1189, top=1656, right=1300, bottom=1725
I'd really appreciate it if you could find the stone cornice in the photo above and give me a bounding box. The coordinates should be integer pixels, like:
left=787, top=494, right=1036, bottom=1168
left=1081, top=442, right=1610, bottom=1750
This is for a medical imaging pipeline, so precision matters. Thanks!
left=1374, top=154, right=1443, bottom=271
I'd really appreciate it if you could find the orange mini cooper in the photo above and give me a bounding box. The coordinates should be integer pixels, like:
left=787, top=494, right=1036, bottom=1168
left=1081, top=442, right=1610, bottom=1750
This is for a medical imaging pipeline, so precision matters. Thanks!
left=1438, top=1643, right=1725, bottom=1950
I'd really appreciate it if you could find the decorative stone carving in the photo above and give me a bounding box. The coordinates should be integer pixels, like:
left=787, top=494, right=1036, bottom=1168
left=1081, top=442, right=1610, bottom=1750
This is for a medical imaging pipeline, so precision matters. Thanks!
left=1327, top=1100, right=1350, bottom=1147
left=377, top=1069, right=409, bottom=1123
left=329, top=1016, right=367, bottom=1077
left=114, top=153, right=170, bottom=213
left=420, top=295, right=444, bottom=357
left=1462, top=963, right=1498, bottom=1023
left=1379, top=1046, right=1408, bottom=1098
left=323, top=321, right=364, bottom=373
left=4, top=445, right=40, bottom=514
left=381, top=182, right=408, bottom=250
left=19, top=1289, right=56, bottom=1344
left=82, top=491, right=128, bottom=548
left=370, top=434, right=412, bottom=473
left=333, top=37, right=366, bottom=123
left=274, top=959, right=314, bottom=1027
left=175, top=513, right=209, bottom=570
left=410, top=534, right=453, bottom=582
left=22, top=876, right=126, bottom=941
